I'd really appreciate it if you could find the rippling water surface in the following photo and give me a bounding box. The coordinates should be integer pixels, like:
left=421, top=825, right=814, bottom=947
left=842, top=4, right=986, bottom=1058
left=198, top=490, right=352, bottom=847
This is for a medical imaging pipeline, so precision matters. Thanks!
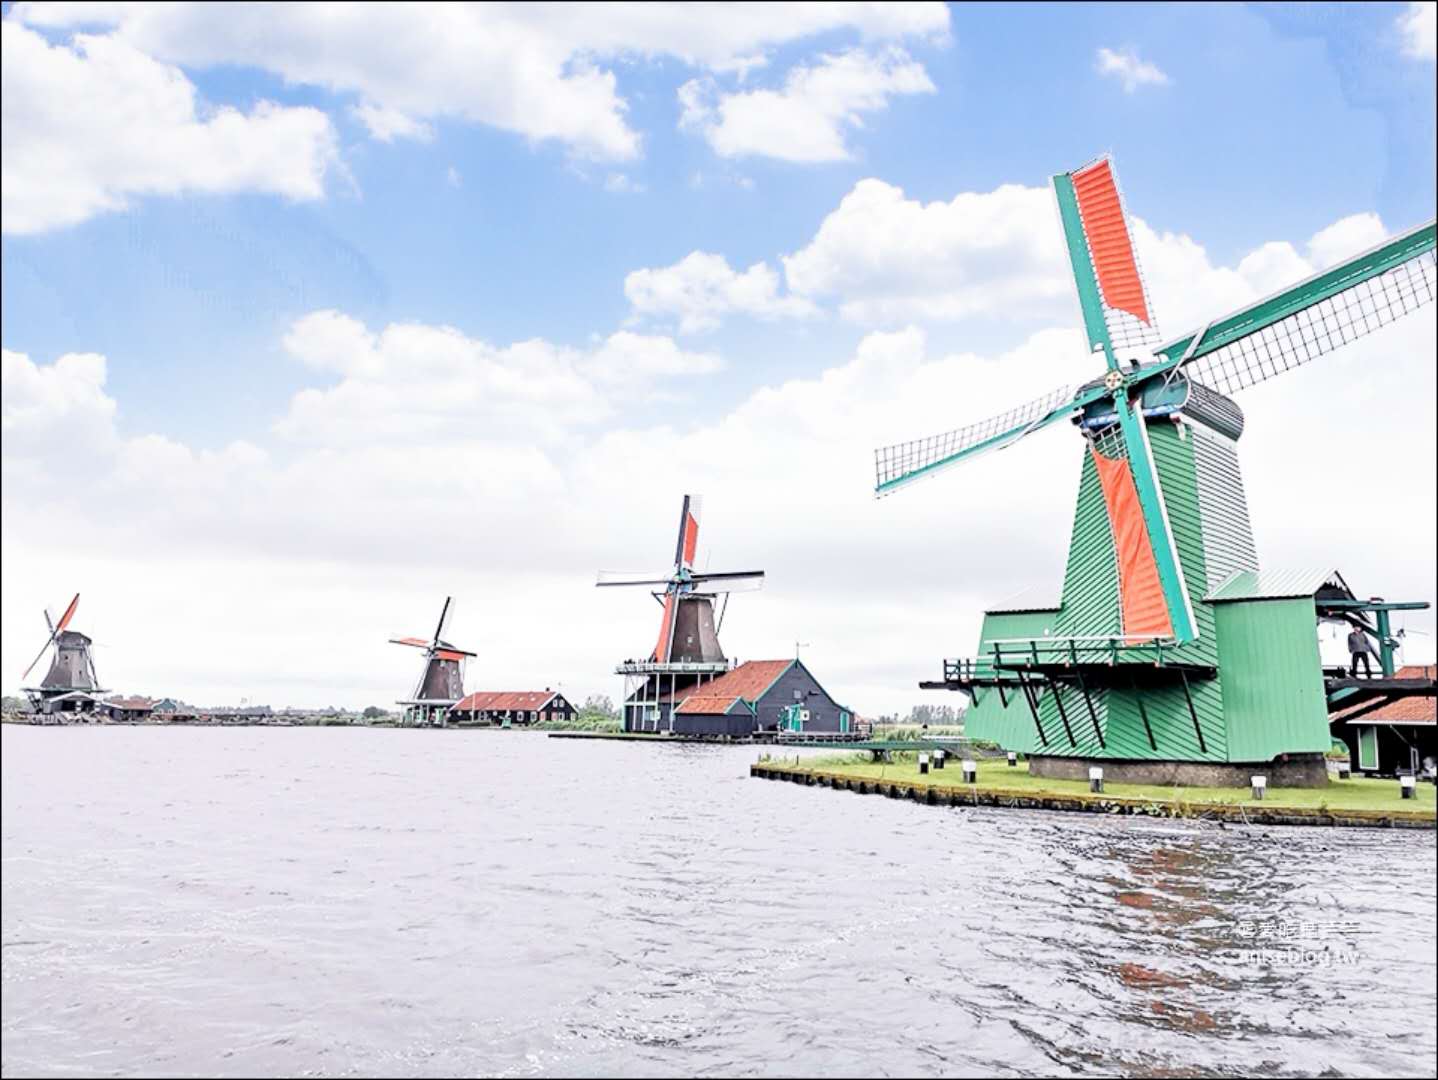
left=3, top=726, right=1435, bottom=1077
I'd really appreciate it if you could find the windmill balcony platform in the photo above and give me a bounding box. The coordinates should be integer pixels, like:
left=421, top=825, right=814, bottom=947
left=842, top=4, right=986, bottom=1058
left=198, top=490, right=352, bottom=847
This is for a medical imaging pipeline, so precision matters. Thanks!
left=614, top=659, right=733, bottom=676
left=920, top=637, right=1218, bottom=695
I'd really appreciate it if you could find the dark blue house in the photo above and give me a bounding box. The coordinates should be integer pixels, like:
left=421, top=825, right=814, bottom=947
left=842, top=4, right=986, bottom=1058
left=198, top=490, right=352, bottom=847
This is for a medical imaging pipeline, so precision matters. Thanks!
left=661, top=658, right=854, bottom=738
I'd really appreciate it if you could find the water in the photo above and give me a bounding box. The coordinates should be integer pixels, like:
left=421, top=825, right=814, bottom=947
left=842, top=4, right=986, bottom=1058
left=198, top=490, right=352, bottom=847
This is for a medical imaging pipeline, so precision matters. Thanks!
left=2, top=726, right=1434, bottom=1078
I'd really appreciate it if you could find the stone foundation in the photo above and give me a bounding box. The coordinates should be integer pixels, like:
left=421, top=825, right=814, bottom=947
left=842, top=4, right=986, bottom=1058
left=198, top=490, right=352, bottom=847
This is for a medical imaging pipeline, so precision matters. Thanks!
left=1027, top=753, right=1329, bottom=789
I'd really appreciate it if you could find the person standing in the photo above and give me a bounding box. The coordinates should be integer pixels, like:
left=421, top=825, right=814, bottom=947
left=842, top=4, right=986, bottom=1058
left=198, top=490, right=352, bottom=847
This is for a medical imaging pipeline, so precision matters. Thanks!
left=1347, top=626, right=1379, bottom=678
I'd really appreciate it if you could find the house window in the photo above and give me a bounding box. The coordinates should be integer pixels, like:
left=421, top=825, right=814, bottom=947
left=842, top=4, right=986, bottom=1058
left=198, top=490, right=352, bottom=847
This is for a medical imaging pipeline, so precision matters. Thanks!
left=793, top=689, right=802, bottom=700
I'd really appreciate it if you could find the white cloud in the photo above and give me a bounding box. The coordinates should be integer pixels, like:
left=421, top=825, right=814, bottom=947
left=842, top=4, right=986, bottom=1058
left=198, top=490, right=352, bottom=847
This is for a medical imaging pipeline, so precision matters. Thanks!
left=12, top=2, right=949, bottom=167
left=1, top=21, right=338, bottom=235
left=1, top=348, right=117, bottom=472
left=586, top=330, right=722, bottom=382
left=782, top=179, right=1070, bottom=323
left=446, top=165, right=462, bottom=188
left=1095, top=46, right=1170, bottom=92
left=1398, top=1, right=1436, bottom=61
left=352, top=101, right=433, bottom=143
left=625, top=252, right=820, bottom=334
left=274, top=311, right=718, bottom=446
left=679, top=46, right=935, bottom=162
left=1307, top=212, right=1388, bottom=269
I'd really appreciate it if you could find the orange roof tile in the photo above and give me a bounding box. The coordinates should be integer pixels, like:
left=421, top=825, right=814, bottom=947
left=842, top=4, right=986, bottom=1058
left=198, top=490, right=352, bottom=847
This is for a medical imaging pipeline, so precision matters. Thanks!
left=1332, top=665, right=1436, bottom=725
left=673, top=659, right=792, bottom=715
left=453, top=691, right=559, bottom=712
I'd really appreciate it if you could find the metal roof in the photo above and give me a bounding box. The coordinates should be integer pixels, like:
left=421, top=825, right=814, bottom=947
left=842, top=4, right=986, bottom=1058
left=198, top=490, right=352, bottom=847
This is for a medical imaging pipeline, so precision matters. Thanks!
left=986, top=584, right=1063, bottom=614
left=1205, top=567, right=1350, bottom=603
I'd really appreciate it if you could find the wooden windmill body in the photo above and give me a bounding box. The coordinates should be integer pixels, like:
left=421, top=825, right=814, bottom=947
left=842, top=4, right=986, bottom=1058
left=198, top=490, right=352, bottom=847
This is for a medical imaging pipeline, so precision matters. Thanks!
left=20, top=594, right=105, bottom=718
left=389, top=597, right=476, bottom=726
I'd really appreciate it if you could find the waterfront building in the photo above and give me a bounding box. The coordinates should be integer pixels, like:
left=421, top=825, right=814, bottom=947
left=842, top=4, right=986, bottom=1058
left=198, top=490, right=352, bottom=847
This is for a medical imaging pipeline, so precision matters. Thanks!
left=449, top=690, right=575, bottom=726
left=1330, top=665, right=1437, bottom=776
left=654, top=658, right=854, bottom=738
left=102, top=696, right=155, bottom=723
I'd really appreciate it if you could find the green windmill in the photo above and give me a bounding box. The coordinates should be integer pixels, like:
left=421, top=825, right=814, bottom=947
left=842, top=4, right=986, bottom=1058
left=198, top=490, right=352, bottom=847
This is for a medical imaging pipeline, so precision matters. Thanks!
left=876, top=156, right=1436, bottom=785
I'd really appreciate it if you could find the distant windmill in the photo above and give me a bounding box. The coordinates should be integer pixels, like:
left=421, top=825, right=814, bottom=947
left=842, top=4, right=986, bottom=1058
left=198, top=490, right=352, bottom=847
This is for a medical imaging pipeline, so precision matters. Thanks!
left=877, top=155, right=1436, bottom=779
left=389, top=596, right=475, bottom=726
left=597, top=495, right=765, bottom=731
left=21, top=593, right=105, bottom=718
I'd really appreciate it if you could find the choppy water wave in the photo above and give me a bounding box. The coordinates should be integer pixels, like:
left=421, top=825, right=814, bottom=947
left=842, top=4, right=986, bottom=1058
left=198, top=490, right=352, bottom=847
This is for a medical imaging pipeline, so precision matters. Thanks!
left=3, top=727, right=1434, bottom=1077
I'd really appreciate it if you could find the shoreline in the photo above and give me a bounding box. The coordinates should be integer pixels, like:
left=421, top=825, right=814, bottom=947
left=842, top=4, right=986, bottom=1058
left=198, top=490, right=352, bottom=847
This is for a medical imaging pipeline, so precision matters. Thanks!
left=751, top=759, right=1437, bottom=830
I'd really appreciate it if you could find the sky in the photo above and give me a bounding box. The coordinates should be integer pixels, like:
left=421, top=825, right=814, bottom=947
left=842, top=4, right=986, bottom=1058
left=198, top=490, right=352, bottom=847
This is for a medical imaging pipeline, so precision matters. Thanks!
left=2, top=1, right=1435, bottom=714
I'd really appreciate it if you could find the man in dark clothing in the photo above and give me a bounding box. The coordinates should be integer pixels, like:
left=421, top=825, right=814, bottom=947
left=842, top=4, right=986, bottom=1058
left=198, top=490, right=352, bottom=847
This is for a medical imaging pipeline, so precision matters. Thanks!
left=1347, top=627, right=1378, bottom=677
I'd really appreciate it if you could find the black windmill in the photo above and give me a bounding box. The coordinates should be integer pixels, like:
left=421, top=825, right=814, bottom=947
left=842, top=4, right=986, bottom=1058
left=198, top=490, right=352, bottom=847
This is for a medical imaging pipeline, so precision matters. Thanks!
left=20, top=593, right=105, bottom=718
left=389, top=596, right=476, bottom=726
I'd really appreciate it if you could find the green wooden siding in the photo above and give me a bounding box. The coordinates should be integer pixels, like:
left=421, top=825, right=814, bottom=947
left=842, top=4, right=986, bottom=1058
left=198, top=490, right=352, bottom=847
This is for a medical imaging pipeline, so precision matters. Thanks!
left=1036, top=424, right=1229, bottom=760
left=1213, top=597, right=1330, bottom=761
left=1191, top=427, right=1258, bottom=593
left=962, top=420, right=1325, bottom=765
left=1096, top=421, right=1229, bottom=761
left=1052, top=450, right=1120, bottom=641
left=966, top=609, right=1060, bottom=752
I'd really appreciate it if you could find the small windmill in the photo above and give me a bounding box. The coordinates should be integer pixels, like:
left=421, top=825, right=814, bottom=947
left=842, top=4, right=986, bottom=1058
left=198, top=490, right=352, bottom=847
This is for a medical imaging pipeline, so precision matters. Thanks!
left=877, top=155, right=1436, bottom=776
left=20, top=593, right=105, bottom=717
left=597, top=495, right=765, bottom=731
left=389, top=596, right=475, bottom=726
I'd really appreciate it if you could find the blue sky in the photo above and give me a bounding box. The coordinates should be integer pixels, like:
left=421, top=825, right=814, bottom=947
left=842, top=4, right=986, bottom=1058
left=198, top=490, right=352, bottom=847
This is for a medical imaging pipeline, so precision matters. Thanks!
left=3, top=2, right=1435, bottom=709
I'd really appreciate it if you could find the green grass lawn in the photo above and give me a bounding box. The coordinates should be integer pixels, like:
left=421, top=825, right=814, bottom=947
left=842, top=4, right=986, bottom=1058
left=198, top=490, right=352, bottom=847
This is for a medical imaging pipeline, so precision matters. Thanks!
left=766, top=753, right=1436, bottom=814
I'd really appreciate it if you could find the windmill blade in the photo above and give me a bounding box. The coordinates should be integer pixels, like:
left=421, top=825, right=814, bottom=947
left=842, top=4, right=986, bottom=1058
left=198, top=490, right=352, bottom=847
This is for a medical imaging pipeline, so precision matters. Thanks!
left=433, top=596, right=453, bottom=645
left=389, top=636, right=432, bottom=648
left=688, top=570, right=765, bottom=593
left=688, top=578, right=765, bottom=596
left=1094, top=397, right=1199, bottom=644
left=1054, top=156, right=1163, bottom=360
left=652, top=592, right=677, bottom=662
left=55, top=593, right=80, bottom=634
left=434, top=648, right=476, bottom=661
left=673, top=494, right=702, bottom=572
left=596, top=570, right=677, bottom=588
left=1157, top=219, right=1436, bottom=397
left=875, top=382, right=1104, bottom=496
left=20, top=634, right=55, bottom=681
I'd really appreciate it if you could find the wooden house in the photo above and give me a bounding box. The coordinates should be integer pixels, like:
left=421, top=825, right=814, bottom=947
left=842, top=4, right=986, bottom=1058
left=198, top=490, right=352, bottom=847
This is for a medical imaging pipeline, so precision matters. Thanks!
left=449, top=690, right=575, bottom=726
left=658, top=658, right=854, bottom=738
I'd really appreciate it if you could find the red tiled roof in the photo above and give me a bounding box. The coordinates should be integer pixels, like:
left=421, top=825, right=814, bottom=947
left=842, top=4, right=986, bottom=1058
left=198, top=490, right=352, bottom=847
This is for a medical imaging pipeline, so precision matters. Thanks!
left=453, top=691, right=559, bottom=712
left=674, top=659, right=792, bottom=715
left=1332, top=665, right=1436, bottom=726
left=104, top=696, right=154, bottom=710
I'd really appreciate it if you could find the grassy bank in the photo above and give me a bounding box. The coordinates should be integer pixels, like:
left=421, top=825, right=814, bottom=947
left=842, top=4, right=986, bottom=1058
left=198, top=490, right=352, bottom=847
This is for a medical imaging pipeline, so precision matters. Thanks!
left=758, top=752, right=1436, bottom=815
left=532, top=714, right=622, bottom=733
